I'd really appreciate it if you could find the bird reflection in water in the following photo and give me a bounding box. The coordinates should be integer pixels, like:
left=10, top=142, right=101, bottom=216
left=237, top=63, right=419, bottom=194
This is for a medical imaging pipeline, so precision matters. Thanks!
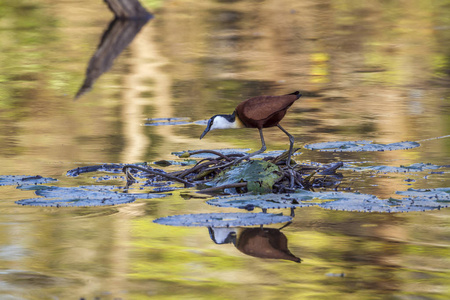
left=208, top=223, right=301, bottom=263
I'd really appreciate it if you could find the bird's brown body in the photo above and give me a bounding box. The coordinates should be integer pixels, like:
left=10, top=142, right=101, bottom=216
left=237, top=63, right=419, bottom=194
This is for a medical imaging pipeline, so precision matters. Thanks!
left=235, top=93, right=300, bottom=129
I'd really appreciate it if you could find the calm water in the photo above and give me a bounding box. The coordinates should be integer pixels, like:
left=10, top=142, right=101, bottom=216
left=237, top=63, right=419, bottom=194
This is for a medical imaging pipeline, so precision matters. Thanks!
left=1, top=0, right=449, bottom=299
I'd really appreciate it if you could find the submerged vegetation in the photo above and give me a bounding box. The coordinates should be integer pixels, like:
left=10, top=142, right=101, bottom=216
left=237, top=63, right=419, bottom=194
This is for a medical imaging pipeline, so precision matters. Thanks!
left=5, top=138, right=450, bottom=216
left=123, top=148, right=343, bottom=194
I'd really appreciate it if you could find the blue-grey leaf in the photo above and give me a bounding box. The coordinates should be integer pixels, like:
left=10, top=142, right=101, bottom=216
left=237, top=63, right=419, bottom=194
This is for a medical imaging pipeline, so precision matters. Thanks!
left=172, top=149, right=298, bottom=159
left=0, top=175, right=57, bottom=186
left=145, top=117, right=192, bottom=126
left=66, top=164, right=124, bottom=177
left=343, top=162, right=447, bottom=173
left=16, top=185, right=167, bottom=207
left=207, top=189, right=449, bottom=213
left=396, top=188, right=450, bottom=201
left=172, top=148, right=251, bottom=158
left=153, top=212, right=292, bottom=227
left=305, top=140, right=420, bottom=152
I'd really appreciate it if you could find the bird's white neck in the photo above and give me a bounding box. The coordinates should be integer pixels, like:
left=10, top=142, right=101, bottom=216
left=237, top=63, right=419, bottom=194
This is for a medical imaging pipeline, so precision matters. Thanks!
left=211, top=115, right=240, bottom=130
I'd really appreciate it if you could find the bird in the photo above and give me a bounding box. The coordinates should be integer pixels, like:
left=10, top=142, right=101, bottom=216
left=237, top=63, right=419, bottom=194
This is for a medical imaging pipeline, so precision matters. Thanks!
left=200, top=91, right=302, bottom=166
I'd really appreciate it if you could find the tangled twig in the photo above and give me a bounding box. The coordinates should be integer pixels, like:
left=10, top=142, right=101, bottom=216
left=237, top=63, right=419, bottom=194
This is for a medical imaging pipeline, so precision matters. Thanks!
left=122, top=165, right=193, bottom=187
left=122, top=149, right=343, bottom=194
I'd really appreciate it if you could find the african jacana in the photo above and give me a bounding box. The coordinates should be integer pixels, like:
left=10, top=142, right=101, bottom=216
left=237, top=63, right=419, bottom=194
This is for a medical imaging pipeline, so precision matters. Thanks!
left=200, top=91, right=301, bottom=166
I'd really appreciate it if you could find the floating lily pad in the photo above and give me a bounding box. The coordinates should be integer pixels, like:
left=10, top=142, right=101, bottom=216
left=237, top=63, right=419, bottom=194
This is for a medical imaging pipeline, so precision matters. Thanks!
left=0, top=175, right=57, bottom=186
left=16, top=185, right=167, bottom=207
left=253, top=150, right=302, bottom=159
left=207, top=189, right=449, bottom=213
left=67, top=163, right=169, bottom=184
left=144, top=118, right=210, bottom=127
left=172, top=149, right=299, bottom=159
left=343, top=162, right=447, bottom=173
left=211, top=160, right=282, bottom=193
left=66, top=164, right=124, bottom=177
left=207, top=191, right=362, bottom=210
left=145, top=117, right=192, bottom=126
left=207, top=196, right=297, bottom=210
left=93, top=175, right=125, bottom=181
left=153, top=159, right=198, bottom=167
left=396, top=188, right=450, bottom=201
left=172, top=148, right=251, bottom=158
left=318, top=196, right=446, bottom=212
left=153, top=212, right=292, bottom=227
left=304, top=140, right=420, bottom=152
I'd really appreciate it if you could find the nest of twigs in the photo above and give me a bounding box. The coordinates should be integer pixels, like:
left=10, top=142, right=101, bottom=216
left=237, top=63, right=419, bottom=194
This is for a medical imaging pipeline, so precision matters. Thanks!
left=123, top=149, right=343, bottom=194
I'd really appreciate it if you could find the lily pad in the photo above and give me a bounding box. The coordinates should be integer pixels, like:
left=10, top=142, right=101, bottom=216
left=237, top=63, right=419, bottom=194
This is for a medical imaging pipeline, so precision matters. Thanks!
left=153, top=212, right=292, bottom=227
left=207, top=189, right=449, bottom=213
left=66, top=164, right=124, bottom=177
left=172, top=148, right=251, bottom=158
left=153, top=159, right=198, bottom=167
left=207, top=196, right=298, bottom=210
left=146, top=118, right=211, bottom=127
left=207, top=191, right=368, bottom=210
left=172, top=149, right=299, bottom=159
left=0, top=175, right=57, bottom=186
left=343, top=162, right=447, bottom=173
left=211, top=160, right=282, bottom=194
left=145, top=117, right=193, bottom=126
left=253, top=150, right=302, bottom=159
left=67, top=163, right=169, bottom=183
left=304, top=140, right=420, bottom=152
left=16, top=185, right=167, bottom=207
left=395, top=188, right=450, bottom=201
left=318, top=196, right=446, bottom=212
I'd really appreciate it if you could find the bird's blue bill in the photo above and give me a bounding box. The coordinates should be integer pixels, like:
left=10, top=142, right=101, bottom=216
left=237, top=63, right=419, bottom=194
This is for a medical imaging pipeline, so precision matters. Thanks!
left=200, top=119, right=212, bottom=139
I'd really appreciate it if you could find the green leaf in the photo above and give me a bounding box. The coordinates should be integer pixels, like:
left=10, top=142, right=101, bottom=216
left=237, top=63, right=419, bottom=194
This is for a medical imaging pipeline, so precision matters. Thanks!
left=211, top=160, right=282, bottom=194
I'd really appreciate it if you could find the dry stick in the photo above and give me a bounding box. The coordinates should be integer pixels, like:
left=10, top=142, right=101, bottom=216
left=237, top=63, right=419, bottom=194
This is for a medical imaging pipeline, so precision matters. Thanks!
left=186, top=150, right=234, bottom=161
left=228, top=153, right=246, bottom=157
left=170, top=155, right=231, bottom=177
left=271, top=148, right=301, bottom=165
left=275, top=173, right=289, bottom=193
left=205, top=159, right=238, bottom=171
left=303, top=171, right=317, bottom=186
left=122, top=165, right=192, bottom=186
left=178, top=160, right=218, bottom=179
left=194, top=168, right=216, bottom=181
left=124, top=167, right=137, bottom=183
left=284, top=171, right=296, bottom=191
left=294, top=173, right=304, bottom=189
left=203, top=153, right=248, bottom=171
left=285, top=169, right=295, bottom=189
left=319, top=162, right=343, bottom=175
left=167, top=158, right=215, bottom=177
left=198, top=182, right=247, bottom=193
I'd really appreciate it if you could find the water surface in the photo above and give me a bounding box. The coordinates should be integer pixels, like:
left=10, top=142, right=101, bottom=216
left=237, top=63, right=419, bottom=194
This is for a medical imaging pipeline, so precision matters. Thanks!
left=0, top=0, right=449, bottom=299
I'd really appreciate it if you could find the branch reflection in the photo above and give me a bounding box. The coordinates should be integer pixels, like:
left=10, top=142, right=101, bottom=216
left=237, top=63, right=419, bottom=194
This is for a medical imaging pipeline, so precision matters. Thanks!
left=75, top=2, right=152, bottom=99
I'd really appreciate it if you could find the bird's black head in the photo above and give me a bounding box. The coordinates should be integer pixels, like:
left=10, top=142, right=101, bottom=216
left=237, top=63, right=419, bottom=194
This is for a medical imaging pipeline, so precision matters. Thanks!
left=200, top=113, right=236, bottom=139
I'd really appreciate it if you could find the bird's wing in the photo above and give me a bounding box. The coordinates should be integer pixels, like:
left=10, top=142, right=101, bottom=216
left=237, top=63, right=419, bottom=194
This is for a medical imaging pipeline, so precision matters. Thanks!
left=237, top=95, right=298, bottom=121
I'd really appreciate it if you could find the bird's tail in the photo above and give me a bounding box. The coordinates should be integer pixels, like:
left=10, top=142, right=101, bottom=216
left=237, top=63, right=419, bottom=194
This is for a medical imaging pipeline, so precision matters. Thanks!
left=287, top=91, right=301, bottom=99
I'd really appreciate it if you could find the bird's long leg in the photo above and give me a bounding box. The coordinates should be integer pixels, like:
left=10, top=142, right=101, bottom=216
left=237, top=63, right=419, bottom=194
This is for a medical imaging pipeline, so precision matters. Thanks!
left=277, top=124, right=295, bottom=167
left=232, top=128, right=267, bottom=164
left=205, top=129, right=267, bottom=170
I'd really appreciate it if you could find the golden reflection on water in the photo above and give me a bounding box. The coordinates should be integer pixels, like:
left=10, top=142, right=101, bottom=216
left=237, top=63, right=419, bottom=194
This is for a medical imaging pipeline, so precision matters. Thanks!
left=0, top=0, right=449, bottom=299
